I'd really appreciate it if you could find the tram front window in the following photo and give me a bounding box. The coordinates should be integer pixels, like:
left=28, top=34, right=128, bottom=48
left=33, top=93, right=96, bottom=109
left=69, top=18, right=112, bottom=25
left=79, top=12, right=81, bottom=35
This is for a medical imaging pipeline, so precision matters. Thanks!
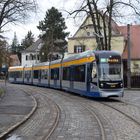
left=99, top=63, right=121, bottom=81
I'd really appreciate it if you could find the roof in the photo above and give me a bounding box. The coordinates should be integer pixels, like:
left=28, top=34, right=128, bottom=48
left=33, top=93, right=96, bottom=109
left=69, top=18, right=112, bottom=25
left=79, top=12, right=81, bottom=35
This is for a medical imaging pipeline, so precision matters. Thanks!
left=23, top=39, right=43, bottom=53
left=118, top=25, right=140, bottom=60
left=70, top=14, right=121, bottom=39
left=10, top=54, right=20, bottom=66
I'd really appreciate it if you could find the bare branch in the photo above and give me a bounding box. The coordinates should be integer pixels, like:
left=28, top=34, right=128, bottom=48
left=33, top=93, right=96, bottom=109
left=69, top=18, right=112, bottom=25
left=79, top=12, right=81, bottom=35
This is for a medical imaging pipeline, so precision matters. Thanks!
left=0, top=0, right=38, bottom=31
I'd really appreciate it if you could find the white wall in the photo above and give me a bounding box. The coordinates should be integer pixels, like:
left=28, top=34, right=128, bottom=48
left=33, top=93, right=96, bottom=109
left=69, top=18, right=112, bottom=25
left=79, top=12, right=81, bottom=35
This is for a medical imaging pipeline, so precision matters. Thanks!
left=21, top=52, right=40, bottom=66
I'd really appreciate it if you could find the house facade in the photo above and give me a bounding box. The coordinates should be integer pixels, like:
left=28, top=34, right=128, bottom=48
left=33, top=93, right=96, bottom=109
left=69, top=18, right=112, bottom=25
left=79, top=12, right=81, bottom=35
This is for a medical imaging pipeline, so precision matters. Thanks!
left=118, top=25, right=140, bottom=75
left=68, top=15, right=124, bottom=54
left=21, top=39, right=42, bottom=66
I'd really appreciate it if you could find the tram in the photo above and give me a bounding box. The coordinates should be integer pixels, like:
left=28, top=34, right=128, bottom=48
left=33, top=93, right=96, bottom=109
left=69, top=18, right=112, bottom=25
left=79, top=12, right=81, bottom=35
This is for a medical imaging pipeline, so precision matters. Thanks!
left=8, top=50, right=124, bottom=98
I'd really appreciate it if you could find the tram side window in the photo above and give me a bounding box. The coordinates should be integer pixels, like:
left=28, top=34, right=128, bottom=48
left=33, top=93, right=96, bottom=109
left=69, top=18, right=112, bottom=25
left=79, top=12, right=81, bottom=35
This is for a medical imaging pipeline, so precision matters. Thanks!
left=63, top=67, right=70, bottom=80
left=55, top=68, right=59, bottom=80
left=73, top=65, right=85, bottom=82
left=25, top=71, right=31, bottom=78
left=41, top=69, right=48, bottom=79
left=33, top=70, right=39, bottom=79
left=9, top=72, right=15, bottom=78
left=16, top=71, right=22, bottom=78
left=51, top=69, right=55, bottom=79
left=51, top=68, right=59, bottom=80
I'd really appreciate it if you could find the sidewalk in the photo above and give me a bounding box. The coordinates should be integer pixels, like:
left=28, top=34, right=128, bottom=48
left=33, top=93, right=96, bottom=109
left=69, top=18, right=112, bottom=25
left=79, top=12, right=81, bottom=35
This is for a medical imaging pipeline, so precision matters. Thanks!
left=0, top=82, right=37, bottom=138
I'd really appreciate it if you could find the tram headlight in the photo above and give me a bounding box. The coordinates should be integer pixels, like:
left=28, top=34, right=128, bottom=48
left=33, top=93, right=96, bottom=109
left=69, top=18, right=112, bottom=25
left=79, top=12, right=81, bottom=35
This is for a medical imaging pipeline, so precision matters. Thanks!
left=100, top=83, right=104, bottom=87
left=120, top=83, right=123, bottom=87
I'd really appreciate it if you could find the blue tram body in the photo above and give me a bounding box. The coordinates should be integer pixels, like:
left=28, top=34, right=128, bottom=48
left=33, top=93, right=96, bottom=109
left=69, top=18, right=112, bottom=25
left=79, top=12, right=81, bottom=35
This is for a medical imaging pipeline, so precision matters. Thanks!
left=8, top=50, right=124, bottom=98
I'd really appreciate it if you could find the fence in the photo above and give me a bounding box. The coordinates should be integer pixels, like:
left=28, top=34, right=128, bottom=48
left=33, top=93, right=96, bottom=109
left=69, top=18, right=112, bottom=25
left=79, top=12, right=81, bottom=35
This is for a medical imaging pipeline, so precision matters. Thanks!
left=124, top=74, right=140, bottom=88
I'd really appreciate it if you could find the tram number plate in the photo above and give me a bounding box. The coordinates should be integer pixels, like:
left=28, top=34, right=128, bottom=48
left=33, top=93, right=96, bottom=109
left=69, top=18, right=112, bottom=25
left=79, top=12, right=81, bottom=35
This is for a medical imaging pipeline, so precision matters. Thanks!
left=111, top=85, right=116, bottom=88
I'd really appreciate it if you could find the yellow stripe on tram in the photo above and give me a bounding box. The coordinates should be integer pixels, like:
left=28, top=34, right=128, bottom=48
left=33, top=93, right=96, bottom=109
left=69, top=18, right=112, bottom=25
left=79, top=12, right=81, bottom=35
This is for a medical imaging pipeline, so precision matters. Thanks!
left=24, top=67, right=32, bottom=71
left=33, top=65, right=49, bottom=70
left=50, top=63, right=61, bottom=69
left=62, top=56, right=95, bottom=67
left=8, top=68, right=24, bottom=72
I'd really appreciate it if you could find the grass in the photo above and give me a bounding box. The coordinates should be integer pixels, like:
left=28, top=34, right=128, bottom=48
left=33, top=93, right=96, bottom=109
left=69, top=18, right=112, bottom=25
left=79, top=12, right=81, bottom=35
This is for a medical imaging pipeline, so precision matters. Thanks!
left=0, top=88, right=5, bottom=97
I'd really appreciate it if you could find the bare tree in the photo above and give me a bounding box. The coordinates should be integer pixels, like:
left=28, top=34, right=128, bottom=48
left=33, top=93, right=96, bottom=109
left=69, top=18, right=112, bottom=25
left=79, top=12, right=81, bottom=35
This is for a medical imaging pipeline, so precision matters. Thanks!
left=0, top=0, right=37, bottom=32
left=66, top=0, right=140, bottom=50
left=0, top=40, right=10, bottom=68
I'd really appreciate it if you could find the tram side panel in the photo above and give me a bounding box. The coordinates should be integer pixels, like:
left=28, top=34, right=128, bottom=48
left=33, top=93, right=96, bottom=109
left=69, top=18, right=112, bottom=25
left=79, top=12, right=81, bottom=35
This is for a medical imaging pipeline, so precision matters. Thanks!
left=8, top=71, right=16, bottom=83
left=24, top=70, right=32, bottom=84
left=72, top=64, right=87, bottom=95
left=50, top=68, right=61, bottom=89
left=61, top=66, right=71, bottom=90
left=40, top=69, right=49, bottom=87
left=17, top=70, right=24, bottom=83
left=9, top=71, right=23, bottom=84
left=87, top=62, right=100, bottom=97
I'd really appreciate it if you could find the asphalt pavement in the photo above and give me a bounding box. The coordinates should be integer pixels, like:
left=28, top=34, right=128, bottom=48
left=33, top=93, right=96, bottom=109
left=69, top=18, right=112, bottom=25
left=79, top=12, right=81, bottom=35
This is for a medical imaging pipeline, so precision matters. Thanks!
left=0, top=82, right=36, bottom=139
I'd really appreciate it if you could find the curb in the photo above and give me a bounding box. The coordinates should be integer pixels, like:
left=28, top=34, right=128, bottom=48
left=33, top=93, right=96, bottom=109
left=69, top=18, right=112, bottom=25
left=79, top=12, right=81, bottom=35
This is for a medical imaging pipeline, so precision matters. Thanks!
left=0, top=89, right=38, bottom=139
left=124, top=88, right=140, bottom=91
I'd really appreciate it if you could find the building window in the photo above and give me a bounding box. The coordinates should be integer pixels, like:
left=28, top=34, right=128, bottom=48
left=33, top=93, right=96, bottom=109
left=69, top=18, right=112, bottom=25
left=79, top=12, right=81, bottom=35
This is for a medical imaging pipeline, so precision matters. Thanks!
left=74, top=45, right=85, bottom=53
left=26, top=55, right=28, bottom=60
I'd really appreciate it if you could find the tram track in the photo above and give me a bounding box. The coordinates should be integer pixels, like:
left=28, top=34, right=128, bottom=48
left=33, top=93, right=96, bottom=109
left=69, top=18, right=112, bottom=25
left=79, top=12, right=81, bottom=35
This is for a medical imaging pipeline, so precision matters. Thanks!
left=3, top=84, right=140, bottom=140
left=19, top=87, right=61, bottom=140
left=35, top=87, right=115, bottom=140
left=37, top=87, right=140, bottom=140
left=2, top=85, right=61, bottom=140
left=99, top=98, right=140, bottom=126
left=82, top=104, right=106, bottom=140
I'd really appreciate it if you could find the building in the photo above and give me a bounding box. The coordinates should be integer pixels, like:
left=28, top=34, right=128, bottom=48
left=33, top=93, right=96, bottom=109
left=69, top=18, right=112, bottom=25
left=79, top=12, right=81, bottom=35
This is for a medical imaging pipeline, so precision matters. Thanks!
left=68, top=15, right=124, bottom=54
left=118, top=25, right=140, bottom=75
left=21, top=39, right=43, bottom=66
left=9, top=54, right=20, bottom=66
left=21, top=38, right=67, bottom=66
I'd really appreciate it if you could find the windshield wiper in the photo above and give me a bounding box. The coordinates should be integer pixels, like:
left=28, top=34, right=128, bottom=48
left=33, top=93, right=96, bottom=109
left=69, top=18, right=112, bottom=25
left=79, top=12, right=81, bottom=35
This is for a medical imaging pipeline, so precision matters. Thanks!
left=102, top=68, right=112, bottom=81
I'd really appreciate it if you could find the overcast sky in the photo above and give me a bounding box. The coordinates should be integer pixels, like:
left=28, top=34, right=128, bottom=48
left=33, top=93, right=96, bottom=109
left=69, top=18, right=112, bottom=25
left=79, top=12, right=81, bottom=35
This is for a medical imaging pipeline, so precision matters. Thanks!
left=3, top=0, right=139, bottom=44
left=3, top=0, right=84, bottom=44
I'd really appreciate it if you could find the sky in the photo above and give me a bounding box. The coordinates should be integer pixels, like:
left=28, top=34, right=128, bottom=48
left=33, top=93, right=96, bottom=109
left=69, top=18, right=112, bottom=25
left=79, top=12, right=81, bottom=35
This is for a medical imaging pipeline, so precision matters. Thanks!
left=3, top=0, right=139, bottom=44
left=3, top=0, right=84, bottom=44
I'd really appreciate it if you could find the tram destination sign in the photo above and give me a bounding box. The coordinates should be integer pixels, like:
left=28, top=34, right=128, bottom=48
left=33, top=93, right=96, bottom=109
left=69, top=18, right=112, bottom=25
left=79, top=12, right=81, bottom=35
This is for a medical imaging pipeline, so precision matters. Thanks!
left=100, top=58, right=120, bottom=63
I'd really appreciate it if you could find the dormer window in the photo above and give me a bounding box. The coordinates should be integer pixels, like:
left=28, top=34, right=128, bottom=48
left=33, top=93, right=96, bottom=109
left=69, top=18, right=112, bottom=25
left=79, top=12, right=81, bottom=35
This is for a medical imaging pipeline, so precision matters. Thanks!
left=87, top=32, right=90, bottom=36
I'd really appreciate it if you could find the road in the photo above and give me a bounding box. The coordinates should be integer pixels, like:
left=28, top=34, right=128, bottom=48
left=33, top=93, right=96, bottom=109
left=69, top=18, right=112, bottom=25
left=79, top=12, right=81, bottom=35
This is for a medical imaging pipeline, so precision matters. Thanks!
left=0, top=83, right=140, bottom=140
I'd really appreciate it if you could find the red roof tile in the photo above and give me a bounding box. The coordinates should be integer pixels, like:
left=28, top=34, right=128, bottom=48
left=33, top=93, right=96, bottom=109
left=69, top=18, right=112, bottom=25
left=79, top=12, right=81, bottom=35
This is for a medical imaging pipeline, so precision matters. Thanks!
left=10, top=54, right=20, bottom=66
left=118, top=25, right=140, bottom=60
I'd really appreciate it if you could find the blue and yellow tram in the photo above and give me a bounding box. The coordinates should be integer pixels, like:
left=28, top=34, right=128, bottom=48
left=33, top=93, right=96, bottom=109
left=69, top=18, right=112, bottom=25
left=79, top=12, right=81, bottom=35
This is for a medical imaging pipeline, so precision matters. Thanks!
left=8, top=50, right=124, bottom=98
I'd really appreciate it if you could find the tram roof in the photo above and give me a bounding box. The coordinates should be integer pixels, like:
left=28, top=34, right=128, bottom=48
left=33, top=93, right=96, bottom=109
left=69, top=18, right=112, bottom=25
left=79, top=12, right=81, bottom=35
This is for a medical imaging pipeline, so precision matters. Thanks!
left=62, top=50, right=95, bottom=63
left=33, top=62, right=49, bottom=67
left=50, top=59, right=61, bottom=65
left=8, top=66, right=24, bottom=71
left=94, top=50, right=120, bottom=55
left=9, top=66, right=24, bottom=69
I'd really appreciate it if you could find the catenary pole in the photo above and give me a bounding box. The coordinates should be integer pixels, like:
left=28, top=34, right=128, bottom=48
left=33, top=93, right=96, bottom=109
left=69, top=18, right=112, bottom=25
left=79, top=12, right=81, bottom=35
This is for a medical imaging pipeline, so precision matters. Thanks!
left=127, top=24, right=131, bottom=89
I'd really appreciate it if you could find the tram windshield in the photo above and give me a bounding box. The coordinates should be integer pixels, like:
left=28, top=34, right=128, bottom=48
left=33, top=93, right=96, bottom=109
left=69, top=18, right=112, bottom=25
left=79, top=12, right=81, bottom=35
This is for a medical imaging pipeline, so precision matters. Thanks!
left=98, top=57, right=122, bottom=81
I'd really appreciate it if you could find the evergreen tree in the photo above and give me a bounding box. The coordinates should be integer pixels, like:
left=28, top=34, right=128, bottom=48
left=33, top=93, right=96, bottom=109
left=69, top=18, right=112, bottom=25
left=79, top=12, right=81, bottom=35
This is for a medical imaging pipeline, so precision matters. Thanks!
left=11, top=32, right=19, bottom=53
left=21, top=31, right=34, bottom=50
left=11, top=32, right=22, bottom=62
left=37, top=7, right=69, bottom=62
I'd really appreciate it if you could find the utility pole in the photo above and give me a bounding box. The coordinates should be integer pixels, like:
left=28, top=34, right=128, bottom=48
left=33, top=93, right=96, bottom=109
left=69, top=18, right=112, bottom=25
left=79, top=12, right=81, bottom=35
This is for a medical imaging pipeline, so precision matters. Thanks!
left=127, top=24, right=131, bottom=89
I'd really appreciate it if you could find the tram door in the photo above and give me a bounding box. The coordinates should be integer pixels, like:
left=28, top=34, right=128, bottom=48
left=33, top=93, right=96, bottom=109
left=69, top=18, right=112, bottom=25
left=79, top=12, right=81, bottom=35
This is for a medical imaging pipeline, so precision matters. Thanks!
left=51, top=68, right=59, bottom=88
